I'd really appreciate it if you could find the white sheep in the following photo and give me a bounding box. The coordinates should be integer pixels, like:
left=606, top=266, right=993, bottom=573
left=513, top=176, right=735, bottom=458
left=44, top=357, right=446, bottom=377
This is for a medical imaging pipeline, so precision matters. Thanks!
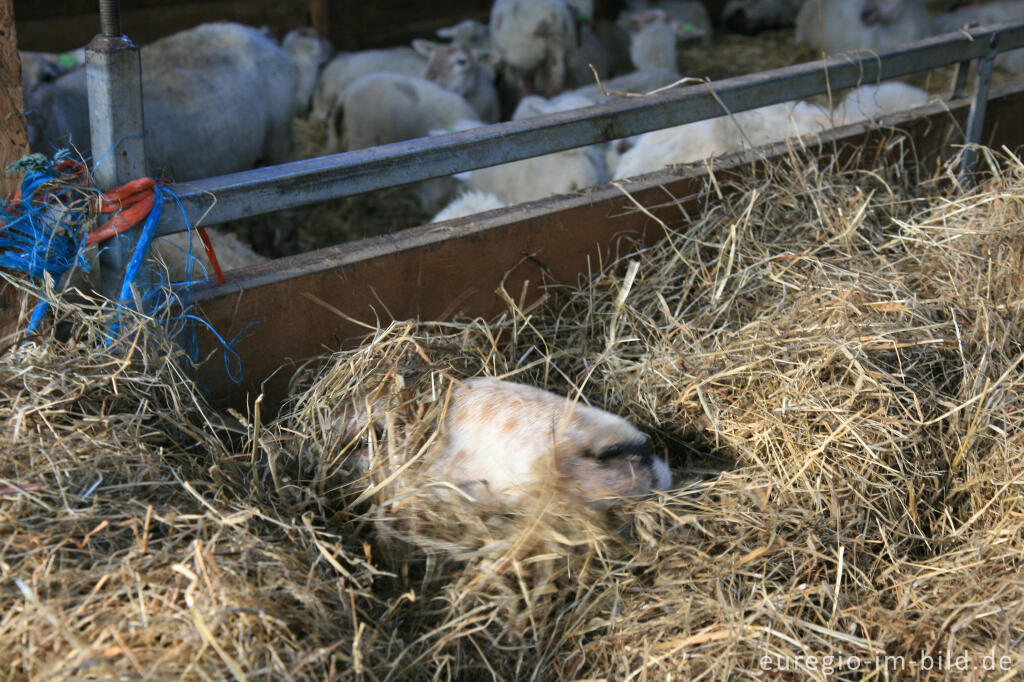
left=834, top=81, right=929, bottom=124
left=282, top=27, right=334, bottom=116
left=622, top=8, right=680, bottom=72
left=612, top=100, right=833, bottom=180
left=714, top=100, right=834, bottom=152
left=412, top=39, right=500, bottom=123
left=310, top=47, right=427, bottom=122
left=648, top=1, right=712, bottom=44
left=932, top=2, right=1024, bottom=76
left=573, top=8, right=684, bottom=100
left=490, top=0, right=578, bottom=97
left=436, top=18, right=493, bottom=55
left=340, top=377, right=672, bottom=506
left=326, top=72, right=477, bottom=152
left=26, top=23, right=296, bottom=182
left=795, top=0, right=932, bottom=55
left=152, top=229, right=267, bottom=283
left=611, top=118, right=722, bottom=180
left=431, top=190, right=506, bottom=222
left=459, top=93, right=609, bottom=205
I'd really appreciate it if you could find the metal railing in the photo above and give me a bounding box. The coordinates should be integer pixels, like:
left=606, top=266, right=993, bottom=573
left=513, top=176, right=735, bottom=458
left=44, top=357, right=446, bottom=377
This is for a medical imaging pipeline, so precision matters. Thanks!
left=82, top=13, right=1024, bottom=243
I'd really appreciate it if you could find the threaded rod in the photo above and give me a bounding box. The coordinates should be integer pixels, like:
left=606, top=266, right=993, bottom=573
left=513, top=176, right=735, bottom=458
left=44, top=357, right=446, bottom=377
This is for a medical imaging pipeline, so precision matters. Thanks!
left=99, top=0, right=121, bottom=38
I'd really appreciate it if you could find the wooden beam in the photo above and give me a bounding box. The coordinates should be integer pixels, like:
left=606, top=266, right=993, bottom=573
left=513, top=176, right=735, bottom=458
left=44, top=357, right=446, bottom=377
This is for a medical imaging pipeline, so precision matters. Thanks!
left=1, top=0, right=29, bottom=344
left=310, top=0, right=328, bottom=38
left=1, top=0, right=27, bottom=199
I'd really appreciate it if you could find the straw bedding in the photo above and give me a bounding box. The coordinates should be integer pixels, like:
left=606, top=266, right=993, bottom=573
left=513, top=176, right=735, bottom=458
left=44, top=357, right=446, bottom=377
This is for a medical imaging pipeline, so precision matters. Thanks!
left=2, top=137, right=1023, bottom=679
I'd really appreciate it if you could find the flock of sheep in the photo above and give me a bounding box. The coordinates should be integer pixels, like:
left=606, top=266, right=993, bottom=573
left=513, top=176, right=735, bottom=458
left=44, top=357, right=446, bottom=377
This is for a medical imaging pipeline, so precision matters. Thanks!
left=14, top=0, right=1024, bottom=503
left=17, top=0, right=1024, bottom=260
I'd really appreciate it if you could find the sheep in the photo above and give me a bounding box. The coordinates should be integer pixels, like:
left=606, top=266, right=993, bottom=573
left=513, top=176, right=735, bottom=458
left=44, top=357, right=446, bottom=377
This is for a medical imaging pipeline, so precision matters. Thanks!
left=714, top=100, right=834, bottom=153
left=25, top=22, right=296, bottom=182
left=720, top=0, right=805, bottom=34
left=338, top=377, right=672, bottom=506
left=795, top=0, right=932, bottom=55
left=578, top=8, right=689, bottom=174
left=932, top=2, right=1024, bottom=76
left=430, top=379, right=672, bottom=504
left=152, top=228, right=267, bottom=282
left=19, top=48, right=85, bottom=96
left=566, top=21, right=623, bottom=88
left=436, top=18, right=493, bottom=55
left=490, top=0, right=578, bottom=98
left=412, top=39, right=500, bottom=123
left=310, top=47, right=427, bottom=121
left=834, top=82, right=928, bottom=124
left=326, top=72, right=477, bottom=153
left=622, top=9, right=680, bottom=72
left=282, top=27, right=334, bottom=116
left=573, top=8, right=684, bottom=100
left=612, top=100, right=833, bottom=180
left=933, top=0, right=1024, bottom=34
left=458, top=93, right=608, bottom=205
left=626, top=2, right=712, bottom=44
left=431, top=190, right=506, bottom=222
left=611, top=118, right=722, bottom=180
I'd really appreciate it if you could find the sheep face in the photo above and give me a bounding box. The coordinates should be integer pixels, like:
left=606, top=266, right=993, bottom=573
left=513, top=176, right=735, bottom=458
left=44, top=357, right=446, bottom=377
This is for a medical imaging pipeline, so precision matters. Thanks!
left=427, top=378, right=672, bottom=505
left=415, top=40, right=479, bottom=94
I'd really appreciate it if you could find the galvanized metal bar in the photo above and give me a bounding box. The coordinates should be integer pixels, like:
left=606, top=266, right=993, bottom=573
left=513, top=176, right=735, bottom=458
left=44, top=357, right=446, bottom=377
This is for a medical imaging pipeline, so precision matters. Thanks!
left=155, top=22, right=1024, bottom=236
left=959, top=34, right=999, bottom=181
left=86, top=12, right=147, bottom=298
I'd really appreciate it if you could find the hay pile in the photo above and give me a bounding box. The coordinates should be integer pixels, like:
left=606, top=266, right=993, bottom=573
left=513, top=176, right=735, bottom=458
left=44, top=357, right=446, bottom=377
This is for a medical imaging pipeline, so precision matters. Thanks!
left=3, top=139, right=1023, bottom=679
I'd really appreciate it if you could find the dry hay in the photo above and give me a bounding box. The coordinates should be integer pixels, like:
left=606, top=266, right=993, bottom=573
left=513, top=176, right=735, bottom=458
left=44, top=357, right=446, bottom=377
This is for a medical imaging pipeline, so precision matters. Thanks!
left=3, top=137, right=1024, bottom=679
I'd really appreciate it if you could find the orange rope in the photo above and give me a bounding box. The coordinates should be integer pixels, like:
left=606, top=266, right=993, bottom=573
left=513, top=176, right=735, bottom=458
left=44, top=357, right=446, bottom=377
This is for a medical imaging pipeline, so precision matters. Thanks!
left=196, top=228, right=226, bottom=285
left=5, top=161, right=227, bottom=285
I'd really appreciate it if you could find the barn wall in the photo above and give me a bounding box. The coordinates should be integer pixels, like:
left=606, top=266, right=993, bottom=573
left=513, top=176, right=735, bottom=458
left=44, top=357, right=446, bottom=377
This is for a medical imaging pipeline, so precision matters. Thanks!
left=13, top=0, right=643, bottom=53
left=14, top=0, right=309, bottom=52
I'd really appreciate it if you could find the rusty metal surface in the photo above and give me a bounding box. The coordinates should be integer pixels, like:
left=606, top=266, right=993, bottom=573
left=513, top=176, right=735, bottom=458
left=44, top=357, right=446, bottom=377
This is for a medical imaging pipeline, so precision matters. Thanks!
left=190, top=83, right=1024, bottom=412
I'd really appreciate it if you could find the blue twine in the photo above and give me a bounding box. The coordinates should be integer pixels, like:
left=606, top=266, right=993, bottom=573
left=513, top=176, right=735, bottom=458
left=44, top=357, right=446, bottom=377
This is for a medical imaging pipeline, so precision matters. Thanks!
left=1, top=150, right=245, bottom=385
left=0, top=152, right=91, bottom=335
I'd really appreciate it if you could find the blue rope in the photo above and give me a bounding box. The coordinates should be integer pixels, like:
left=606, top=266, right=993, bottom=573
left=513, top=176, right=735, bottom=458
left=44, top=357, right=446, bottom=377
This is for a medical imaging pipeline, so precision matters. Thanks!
left=117, top=185, right=164, bottom=304
left=1, top=151, right=245, bottom=384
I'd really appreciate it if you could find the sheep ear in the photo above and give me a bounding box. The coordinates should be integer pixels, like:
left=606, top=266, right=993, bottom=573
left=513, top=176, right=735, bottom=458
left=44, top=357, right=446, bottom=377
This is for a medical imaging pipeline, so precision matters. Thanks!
left=436, top=26, right=456, bottom=39
left=412, top=39, right=437, bottom=58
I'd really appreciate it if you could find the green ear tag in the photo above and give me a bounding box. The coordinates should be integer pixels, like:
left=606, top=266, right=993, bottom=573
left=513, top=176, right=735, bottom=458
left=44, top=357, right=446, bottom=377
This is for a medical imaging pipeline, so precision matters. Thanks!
left=58, top=53, right=78, bottom=68
left=683, top=23, right=694, bottom=33
left=305, top=41, right=314, bottom=53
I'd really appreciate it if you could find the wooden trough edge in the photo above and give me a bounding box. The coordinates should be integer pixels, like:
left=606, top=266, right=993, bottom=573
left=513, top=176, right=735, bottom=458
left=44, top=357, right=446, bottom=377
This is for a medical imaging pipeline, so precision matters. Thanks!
left=191, top=81, right=1024, bottom=413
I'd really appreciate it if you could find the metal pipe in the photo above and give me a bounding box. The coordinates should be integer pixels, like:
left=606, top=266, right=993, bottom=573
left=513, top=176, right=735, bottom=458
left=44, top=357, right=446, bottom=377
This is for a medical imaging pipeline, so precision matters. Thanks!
left=154, top=22, right=1024, bottom=237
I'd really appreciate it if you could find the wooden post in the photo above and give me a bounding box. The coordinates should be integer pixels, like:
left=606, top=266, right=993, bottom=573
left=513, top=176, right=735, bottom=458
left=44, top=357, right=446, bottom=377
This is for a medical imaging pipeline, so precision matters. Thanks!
left=310, top=0, right=329, bottom=38
left=1, top=0, right=28, bottom=199
left=1, top=0, right=29, bottom=343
